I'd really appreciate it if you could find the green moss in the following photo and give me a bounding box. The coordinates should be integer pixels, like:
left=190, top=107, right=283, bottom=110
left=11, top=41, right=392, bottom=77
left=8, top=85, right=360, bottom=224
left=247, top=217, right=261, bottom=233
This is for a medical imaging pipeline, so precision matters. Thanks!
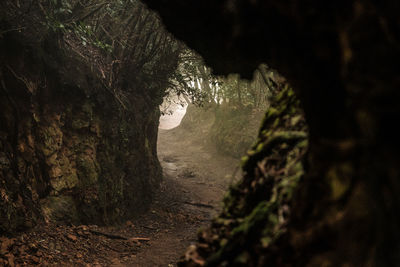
left=266, top=107, right=278, bottom=118
left=272, top=117, right=280, bottom=128
left=297, top=139, right=309, bottom=149
left=231, top=201, right=272, bottom=236
left=180, top=84, right=309, bottom=266
left=287, top=86, right=295, bottom=97
left=220, top=238, right=228, bottom=247
left=240, top=155, right=249, bottom=168
left=276, top=171, right=303, bottom=202
left=261, top=236, right=272, bottom=248
left=255, top=143, right=264, bottom=153
left=222, top=184, right=241, bottom=214
left=275, top=88, right=287, bottom=102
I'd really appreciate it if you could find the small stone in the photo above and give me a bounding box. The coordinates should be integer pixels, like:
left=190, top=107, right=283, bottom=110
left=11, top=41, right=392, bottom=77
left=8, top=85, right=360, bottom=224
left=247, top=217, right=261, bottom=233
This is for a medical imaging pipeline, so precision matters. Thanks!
left=31, top=256, right=40, bottom=263
left=77, top=225, right=89, bottom=231
left=67, top=234, right=77, bottom=241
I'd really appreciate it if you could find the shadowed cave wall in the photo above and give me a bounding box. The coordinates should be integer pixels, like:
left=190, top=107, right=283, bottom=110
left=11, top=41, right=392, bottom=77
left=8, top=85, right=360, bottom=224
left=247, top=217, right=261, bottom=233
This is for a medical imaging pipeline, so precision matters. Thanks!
left=0, top=1, right=176, bottom=234
left=144, top=1, right=400, bottom=266
left=0, top=31, right=162, bottom=233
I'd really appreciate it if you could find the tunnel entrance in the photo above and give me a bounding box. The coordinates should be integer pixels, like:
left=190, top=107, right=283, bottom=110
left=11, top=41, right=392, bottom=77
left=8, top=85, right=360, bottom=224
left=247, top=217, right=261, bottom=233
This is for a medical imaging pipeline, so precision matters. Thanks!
left=2, top=0, right=397, bottom=265
left=146, top=59, right=308, bottom=266
left=0, top=0, right=311, bottom=266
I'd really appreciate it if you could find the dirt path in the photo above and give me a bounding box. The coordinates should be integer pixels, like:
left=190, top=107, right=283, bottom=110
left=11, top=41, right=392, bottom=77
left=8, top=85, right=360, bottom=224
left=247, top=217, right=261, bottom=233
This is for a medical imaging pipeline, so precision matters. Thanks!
left=126, top=128, right=239, bottom=266
left=1, top=127, right=239, bottom=267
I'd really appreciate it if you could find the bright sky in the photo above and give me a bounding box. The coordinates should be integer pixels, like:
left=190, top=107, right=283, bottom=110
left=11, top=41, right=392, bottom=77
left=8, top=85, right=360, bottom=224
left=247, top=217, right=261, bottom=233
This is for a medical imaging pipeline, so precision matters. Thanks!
left=159, top=103, right=187, bottom=130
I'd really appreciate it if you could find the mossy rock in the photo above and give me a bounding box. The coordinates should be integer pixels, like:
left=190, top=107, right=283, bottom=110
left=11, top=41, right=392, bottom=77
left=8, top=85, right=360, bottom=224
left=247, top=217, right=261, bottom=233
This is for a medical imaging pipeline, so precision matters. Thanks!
left=179, top=85, right=308, bottom=266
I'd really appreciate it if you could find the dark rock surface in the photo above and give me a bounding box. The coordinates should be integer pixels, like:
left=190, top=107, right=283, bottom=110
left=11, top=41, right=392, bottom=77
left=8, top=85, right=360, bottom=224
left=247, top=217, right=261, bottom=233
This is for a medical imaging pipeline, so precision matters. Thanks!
left=144, top=1, right=400, bottom=265
left=0, top=2, right=167, bottom=234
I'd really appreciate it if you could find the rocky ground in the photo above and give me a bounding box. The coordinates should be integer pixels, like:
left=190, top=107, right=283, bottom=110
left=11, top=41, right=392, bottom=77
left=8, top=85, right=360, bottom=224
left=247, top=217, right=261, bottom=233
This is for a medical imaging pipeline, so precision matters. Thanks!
left=0, top=125, right=239, bottom=266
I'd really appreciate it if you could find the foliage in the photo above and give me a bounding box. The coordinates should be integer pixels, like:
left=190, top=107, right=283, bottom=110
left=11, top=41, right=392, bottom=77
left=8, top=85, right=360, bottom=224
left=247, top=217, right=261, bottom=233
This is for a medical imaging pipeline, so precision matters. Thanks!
left=162, top=42, right=283, bottom=115
left=6, top=0, right=182, bottom=108
left=209, top=105, right=264, bottom=158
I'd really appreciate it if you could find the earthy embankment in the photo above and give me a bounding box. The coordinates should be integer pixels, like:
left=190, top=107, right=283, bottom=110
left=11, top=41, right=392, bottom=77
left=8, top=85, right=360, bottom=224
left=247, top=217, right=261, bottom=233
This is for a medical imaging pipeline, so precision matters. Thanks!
left=0, top=124, right=239, bottom=266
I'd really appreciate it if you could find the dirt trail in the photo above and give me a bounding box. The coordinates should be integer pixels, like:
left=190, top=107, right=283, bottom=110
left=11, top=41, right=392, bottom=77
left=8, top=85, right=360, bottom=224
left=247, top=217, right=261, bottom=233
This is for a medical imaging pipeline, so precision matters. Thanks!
left=0, top=126, right=239, bottom=266
left=126, top=128, right=239, bottom=266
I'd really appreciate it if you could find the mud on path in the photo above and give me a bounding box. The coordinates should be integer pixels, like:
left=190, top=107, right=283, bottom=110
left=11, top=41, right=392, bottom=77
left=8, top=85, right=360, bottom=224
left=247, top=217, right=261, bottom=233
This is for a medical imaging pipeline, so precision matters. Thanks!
left=0, top=126, right=239, bottom=267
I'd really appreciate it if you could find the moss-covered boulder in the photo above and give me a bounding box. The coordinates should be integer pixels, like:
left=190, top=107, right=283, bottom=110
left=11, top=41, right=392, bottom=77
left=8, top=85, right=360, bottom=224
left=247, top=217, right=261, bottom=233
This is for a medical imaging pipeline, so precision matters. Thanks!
left=179, top=84, right=308, bottom=266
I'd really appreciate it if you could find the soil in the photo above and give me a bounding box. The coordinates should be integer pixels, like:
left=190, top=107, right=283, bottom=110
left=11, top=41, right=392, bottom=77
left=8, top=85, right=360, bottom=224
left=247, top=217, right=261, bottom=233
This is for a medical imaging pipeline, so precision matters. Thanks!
left=0, top=125, right=240, bottom=266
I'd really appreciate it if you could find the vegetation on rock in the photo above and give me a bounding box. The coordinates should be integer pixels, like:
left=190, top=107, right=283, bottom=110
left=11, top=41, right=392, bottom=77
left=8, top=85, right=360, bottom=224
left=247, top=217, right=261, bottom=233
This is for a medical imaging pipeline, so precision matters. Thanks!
left=0, top=0, right=179, bottom=234
left=1, top=0, right=400, bottom=266
left=168, top=50, right=277, bottom=158
left=179, top=82, right=308, bottom=266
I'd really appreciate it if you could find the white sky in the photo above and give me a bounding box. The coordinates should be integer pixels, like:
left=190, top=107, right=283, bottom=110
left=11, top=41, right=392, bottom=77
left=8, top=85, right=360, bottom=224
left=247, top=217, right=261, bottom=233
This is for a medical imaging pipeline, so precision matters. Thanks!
left=159, top=103, right=187, bottom=130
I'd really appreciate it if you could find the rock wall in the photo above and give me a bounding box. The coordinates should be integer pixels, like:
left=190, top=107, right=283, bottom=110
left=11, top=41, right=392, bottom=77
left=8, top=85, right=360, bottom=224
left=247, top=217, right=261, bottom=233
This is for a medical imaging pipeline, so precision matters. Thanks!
left=0, top=24, right=163, bottom=234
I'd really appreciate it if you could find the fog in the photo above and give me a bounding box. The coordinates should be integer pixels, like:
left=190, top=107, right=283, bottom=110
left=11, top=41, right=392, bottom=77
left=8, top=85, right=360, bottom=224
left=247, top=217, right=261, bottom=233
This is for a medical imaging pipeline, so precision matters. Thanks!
left=159, top=103, right=188, bottom=130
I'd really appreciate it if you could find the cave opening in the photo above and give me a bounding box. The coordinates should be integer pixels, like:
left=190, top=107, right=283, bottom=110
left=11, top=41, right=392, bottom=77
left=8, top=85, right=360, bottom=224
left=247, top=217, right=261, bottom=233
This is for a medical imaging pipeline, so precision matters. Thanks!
left=154, top=54, right=309, bottom=266
left=2, top=0, right=399, bottom=266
